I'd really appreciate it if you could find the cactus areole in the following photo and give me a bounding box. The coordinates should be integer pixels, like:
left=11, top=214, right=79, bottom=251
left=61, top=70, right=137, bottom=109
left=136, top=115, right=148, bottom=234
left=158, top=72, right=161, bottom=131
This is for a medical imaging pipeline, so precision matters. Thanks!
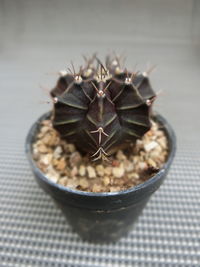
left=51, top=55, right=156, bottom=161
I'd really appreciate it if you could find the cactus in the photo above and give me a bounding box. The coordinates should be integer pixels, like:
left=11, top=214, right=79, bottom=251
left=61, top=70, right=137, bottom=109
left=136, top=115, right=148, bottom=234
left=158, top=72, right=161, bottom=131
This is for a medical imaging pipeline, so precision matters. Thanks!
left=50, top=55, right=156, bottom=161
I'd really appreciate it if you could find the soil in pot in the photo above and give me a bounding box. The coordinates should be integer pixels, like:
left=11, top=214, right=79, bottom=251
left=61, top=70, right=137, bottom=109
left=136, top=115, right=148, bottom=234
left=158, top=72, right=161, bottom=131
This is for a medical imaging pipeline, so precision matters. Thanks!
left=32, top=118, right=168, bottom=193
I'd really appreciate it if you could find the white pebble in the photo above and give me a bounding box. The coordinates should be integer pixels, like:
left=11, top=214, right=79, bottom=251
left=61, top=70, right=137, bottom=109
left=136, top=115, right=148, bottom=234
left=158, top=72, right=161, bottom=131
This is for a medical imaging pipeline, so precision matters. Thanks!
left=144, top=141, right=158, bottom=152
left=116, top=150, right=127, bottom=161
left=87, top=166, right=96, bottom=178
left=112, top=164, right=125, bottom=178
left=53, top=146, right=63, bottom=159
left=79, top=165, right=86, bottom=176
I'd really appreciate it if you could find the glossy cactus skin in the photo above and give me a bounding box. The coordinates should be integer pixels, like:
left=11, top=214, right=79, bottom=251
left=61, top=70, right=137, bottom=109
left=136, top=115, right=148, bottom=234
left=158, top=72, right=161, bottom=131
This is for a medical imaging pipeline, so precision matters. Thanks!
left=50, top=56, right=156, bottom=161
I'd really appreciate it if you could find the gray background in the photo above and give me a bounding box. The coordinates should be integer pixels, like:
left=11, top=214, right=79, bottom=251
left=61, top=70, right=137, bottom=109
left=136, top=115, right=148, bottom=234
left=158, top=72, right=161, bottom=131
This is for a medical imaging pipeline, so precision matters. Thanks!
left=0, top=0, right=200, bottom=266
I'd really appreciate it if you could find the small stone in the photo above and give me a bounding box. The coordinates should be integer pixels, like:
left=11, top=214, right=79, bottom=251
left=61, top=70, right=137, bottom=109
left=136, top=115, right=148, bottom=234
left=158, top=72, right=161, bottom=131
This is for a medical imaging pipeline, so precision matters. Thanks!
left=104, top=167, right=112, bottom=176
left=147, top=158, right=157, bottom=168
left=157, top=137, right=167, bottom=149
left=112, top=160, right=120, bottom=167
left=116, top=150, right=127, bottom=161
left=40, top=126, right=49, bottom=134
left=70, top=152, right=82, bottom=167
left=56, top=157, right=66, bottom=171
left=103, top=176, right=110, bottom=186
left=135, top=180, right=141, bottom=185
left=42, top=120, right=50, bottom=126
left=59, top=177, right=68, bottom=186
left=92, top=184, right=102, bottom=192
left=144, top=141, right=158, bottom=152
left=42, top=134, right=53, bottom=145
left=132, top=173, right=140, bottom=180
left=37, top=145, right=48, bottom=154
left=123, top=160, right=134, bottom=172
left=43, top=131, right=59, bottom=146
left=50, top=134, right=60, bottom=146
left=133, top=156, right=139, bottom=164
left=112, top=164, right=125, bottom=178
left=32, top=148, right=40, bottom=160
left=67, top=179, right=78, bottom=189
left=87, top=166, right=96, bottom=178
left=150, top=150, right=160, bottom=159
left=52, top=158, right=59, bottom=167
left=46, top=167, right=59, bottom=183
left=40, top=154, right=52, bottom=165
left=96, top=165, right=104, bottom=176
left=53, top=146, right=63, bottom=159
left=79, top=165, right=86, bottom=176
left=37, top=162, right=47, bottom=173
left=79, top=178, right=89, bottom=189
left=113, top=177, right=124, bottom=186
left=71, top=166, right=78, bottom=177
left=136, top=139, right=143, bottom=146
left=157, top=130, right=164, bottom=137
left=110, top=186, right=121, bottom=192
left=67, top=144, right=76, bottom=153
left=137, top=162, right=148, bottom=170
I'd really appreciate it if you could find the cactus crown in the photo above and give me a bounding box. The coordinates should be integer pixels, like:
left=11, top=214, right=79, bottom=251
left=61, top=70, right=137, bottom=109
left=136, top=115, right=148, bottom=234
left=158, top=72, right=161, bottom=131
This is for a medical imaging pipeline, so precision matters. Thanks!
left=50, top=54, right=156, bottom=161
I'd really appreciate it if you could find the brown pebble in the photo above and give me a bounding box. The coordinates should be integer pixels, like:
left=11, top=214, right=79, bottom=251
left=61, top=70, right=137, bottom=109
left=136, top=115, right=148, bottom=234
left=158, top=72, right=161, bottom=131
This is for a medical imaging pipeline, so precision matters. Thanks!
left=37, top=145, right=49, bottom=154
left=47, top=132, right=59, bottom=146
left=104, top=167, right=112, bottom=176
left=42, top=134, right=53, bottom=145
left=42, top=120, right=51, bottom=126
left=79, top=178, right=89, bottom=189
left=71, top=166, right=78, bottom=177
left=70, top=151, right=82, bottom=167
left=56, top=157, right=66, bottom=171
left=112, top=160, right=120, bottom=167
left=92, top=184, right=102, bottom=192
left=67, top=179, right=78, bottom=189
left=67, top=144, right=76, bottom=153
left=116, top=150, right=127, bottom=161
left=40, top=126, right=49, bottom=134
left=110, top=186, right=121, bottom=192
left=59, top=177, right=68, bottom=186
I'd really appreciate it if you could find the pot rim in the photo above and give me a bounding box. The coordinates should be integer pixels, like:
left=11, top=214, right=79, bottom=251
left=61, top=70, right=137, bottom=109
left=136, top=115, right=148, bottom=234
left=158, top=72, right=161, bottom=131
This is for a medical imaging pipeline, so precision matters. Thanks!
left=25, top=111, right=176, bottom=198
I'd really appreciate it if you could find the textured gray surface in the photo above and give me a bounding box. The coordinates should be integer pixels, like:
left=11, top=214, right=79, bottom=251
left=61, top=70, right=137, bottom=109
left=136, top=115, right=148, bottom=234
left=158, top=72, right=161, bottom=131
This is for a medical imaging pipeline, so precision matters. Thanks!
left=0, top=0, right=200, bottom=266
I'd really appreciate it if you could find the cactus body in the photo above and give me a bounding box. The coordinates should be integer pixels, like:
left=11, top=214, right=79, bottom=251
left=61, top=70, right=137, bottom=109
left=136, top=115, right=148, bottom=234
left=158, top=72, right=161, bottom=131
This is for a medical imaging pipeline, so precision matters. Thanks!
left=51, top=56, right=156, bottom=161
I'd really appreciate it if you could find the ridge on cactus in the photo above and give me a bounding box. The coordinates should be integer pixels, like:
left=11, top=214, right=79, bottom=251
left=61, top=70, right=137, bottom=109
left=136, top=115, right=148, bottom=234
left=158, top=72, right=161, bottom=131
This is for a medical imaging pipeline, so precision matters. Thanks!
left=50, top=54, right=156, bottom=161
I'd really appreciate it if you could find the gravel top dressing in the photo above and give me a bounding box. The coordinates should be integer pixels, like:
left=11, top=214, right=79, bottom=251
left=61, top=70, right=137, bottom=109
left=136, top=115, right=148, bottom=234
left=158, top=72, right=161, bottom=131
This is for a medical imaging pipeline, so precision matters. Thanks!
left=32, top=119, right=168, bottom=193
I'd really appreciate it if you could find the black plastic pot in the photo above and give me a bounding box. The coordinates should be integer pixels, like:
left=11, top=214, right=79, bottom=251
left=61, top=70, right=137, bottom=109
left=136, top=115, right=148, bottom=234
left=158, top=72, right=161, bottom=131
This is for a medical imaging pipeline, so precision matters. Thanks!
left=25, top=112, right=176, bottom=243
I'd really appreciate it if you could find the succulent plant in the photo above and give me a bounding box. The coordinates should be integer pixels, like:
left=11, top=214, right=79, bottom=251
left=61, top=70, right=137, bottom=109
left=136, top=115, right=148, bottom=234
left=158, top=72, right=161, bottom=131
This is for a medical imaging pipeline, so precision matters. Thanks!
left=50, top=55, right=156, bottom=161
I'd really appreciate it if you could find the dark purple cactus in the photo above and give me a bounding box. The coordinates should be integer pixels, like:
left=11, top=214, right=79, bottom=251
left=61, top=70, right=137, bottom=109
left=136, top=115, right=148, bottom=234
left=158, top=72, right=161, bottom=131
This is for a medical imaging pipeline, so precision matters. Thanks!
left=50, top=55, right=156, bottom=161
